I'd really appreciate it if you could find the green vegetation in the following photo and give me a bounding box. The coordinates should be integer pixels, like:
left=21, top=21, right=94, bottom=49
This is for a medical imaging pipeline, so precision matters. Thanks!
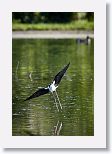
left=12, top=12, right=94, bottom=31
left=12, top=20, right=94, bottom=31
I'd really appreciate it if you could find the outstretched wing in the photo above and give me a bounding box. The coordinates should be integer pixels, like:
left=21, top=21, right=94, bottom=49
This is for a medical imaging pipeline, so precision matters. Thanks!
left=24, top=88, right=49, bottom=101
left=53, top=62, right=70, bottom=85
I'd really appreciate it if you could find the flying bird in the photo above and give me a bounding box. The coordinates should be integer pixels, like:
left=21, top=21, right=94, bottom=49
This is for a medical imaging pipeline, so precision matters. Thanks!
left=24, top=62, right=70, bottom=111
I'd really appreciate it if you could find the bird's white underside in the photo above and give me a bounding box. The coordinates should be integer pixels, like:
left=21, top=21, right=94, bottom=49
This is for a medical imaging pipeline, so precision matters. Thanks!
left=48, top=80, right=58, bottom=92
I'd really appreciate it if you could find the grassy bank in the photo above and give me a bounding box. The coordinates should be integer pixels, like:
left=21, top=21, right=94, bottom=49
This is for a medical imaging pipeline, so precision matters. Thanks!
left=12, top=20, right=94, bottom=31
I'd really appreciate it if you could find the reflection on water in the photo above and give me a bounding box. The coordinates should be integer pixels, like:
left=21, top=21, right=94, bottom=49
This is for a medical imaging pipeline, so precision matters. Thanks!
left=54, top=121, right=63, bottom=136
left=12, top=39, right=94, bottom=136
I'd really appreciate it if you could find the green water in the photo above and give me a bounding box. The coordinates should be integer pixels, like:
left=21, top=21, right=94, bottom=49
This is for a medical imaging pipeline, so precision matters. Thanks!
left=12, top=39, right=94, bottom=136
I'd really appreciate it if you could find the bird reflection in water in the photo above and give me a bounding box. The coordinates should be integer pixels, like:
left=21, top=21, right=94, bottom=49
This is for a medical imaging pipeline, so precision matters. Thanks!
left=53, top=121, right=63, bottom=136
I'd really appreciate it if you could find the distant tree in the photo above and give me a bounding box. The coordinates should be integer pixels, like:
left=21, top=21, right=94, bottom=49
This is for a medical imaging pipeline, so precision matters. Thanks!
left=12, top=12, right=93, bottom=24
left=77, top=13, right=86, bottom=20
left=86, top=12, right=94, bottom=21
left=12, top=12, right=36, bottom=23
left=40, top=12, right=75, bottom=23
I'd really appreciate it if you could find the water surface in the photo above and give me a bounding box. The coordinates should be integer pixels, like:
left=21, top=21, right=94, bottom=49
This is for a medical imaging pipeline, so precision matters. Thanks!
left=12, top=39, right=94, bottom=136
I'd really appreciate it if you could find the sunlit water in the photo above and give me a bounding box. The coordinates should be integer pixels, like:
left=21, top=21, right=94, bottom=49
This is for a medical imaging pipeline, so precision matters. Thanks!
left=12, top=39, right=94, bottom=136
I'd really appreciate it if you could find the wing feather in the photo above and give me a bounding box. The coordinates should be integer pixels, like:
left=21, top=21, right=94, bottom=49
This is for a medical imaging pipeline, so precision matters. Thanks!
left=24, top=88, right=49, bottom=101
left=53, top=62, right=70, bottom=85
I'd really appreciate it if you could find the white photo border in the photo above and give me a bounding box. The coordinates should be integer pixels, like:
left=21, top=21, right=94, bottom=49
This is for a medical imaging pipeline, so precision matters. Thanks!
left=0, top=0, right=106, bottom=148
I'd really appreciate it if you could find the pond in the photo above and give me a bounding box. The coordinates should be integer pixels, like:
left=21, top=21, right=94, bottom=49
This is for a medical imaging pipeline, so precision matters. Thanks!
left=12, top=38, right=94, bottom=136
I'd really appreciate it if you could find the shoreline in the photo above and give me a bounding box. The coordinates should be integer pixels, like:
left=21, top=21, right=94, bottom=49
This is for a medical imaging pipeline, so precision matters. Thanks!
left=12, top=30, right=94, bottom=39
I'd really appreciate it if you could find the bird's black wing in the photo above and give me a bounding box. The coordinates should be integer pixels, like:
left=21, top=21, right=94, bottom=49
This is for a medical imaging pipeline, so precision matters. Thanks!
left=53, top=62, right=70, bottom=85
left=24, top=88, right=49, bottom=101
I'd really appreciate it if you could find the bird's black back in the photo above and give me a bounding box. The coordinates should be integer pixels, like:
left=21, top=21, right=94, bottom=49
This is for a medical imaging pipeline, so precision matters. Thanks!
left=53, top=62, right=70, bottom=85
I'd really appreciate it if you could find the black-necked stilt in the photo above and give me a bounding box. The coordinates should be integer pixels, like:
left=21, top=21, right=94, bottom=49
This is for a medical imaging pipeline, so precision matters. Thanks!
left=24, top=62, right=70, bottom=111
left=76, top=36, right=91, bottom=45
